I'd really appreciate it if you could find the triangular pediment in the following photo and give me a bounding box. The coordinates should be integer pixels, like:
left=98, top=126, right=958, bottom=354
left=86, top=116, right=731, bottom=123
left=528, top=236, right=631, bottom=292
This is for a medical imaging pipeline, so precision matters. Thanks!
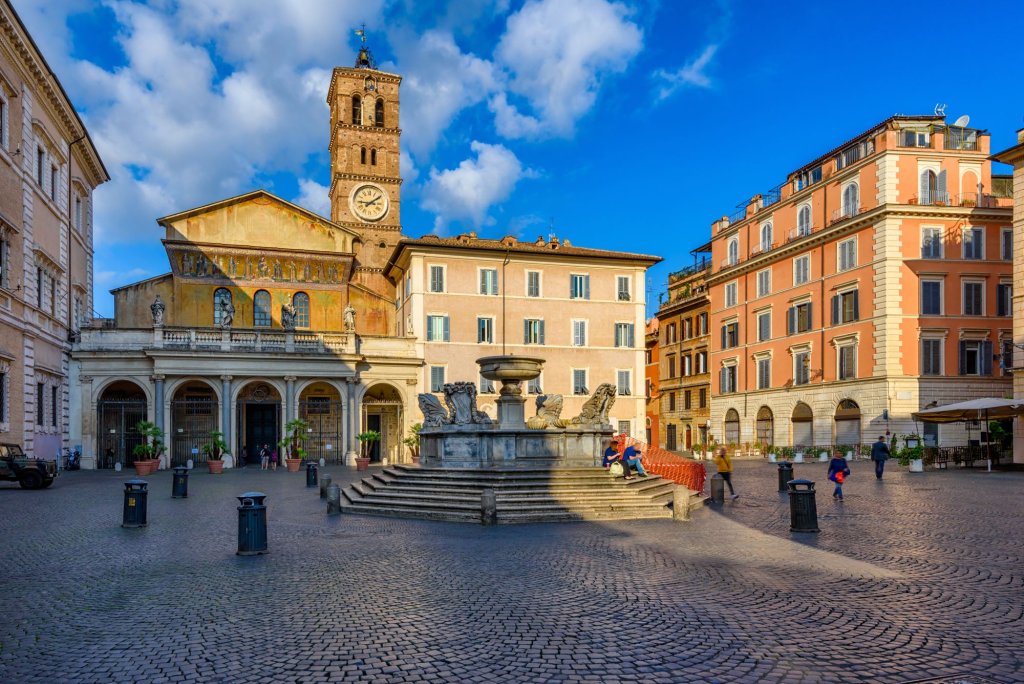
left=158, top=190, right=359, bottom=254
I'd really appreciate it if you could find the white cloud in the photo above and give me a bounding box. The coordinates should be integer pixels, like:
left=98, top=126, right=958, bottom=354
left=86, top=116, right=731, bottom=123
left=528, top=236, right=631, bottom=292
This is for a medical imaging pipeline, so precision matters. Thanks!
left=383, top=29, right=500, bottom=159
left=421, top=141, right=534, bottom=231
left=491, top=0, right=643, bottom=139
left=654, top=44, right=718, bottom=100
left=294, top=179, right=331, bottom=218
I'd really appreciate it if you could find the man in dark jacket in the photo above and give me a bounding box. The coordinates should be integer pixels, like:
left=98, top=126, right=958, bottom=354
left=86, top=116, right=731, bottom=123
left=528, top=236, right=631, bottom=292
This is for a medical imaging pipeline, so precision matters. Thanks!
left=870, top=436, right=890, bottom=479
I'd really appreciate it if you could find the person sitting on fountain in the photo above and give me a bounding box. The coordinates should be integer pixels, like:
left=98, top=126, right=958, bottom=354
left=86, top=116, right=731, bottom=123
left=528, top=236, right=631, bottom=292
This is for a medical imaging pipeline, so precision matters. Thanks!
left=601, top=437, right=621, bottom=468
left=621, top=439, right=648, bottom=480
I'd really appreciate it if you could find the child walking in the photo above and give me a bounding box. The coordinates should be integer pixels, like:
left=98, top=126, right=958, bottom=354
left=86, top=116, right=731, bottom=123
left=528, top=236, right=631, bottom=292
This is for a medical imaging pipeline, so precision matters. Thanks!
left=827, top=450, right=851, bottom=500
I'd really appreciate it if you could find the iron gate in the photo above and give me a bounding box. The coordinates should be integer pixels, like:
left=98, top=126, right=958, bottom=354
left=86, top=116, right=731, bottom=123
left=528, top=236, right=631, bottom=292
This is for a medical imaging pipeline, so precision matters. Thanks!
left=299, top=399, right=344, bottom=463
left=96, top=399, right=147, bottom=469
left=170, top=396, right=218, bottom=467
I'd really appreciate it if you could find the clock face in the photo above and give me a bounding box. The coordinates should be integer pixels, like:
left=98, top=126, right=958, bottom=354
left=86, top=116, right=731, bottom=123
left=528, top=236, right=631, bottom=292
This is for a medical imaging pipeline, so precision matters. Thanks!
left=350, top=184, right=389, bottom=222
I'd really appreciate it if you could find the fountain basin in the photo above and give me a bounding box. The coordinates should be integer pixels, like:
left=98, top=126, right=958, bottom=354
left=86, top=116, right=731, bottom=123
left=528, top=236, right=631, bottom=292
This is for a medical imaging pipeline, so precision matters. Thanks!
left=477, top=355, right=544, bottom=384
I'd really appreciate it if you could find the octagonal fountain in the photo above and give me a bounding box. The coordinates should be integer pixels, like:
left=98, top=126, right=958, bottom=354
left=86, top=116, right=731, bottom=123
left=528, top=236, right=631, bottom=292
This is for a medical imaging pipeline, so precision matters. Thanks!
left=417, top=355, right=615, bottom=468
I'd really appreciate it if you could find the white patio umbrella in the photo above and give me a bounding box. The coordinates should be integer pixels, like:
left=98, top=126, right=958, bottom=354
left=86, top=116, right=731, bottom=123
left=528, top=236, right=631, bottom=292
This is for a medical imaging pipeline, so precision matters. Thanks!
left=912, top=398, right=1024, bottom=471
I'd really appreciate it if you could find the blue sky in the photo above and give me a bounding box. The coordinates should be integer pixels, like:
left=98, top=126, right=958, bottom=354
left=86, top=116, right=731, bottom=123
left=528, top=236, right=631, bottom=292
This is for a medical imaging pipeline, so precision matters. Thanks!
left=17, top=0, right=1024, bottom=317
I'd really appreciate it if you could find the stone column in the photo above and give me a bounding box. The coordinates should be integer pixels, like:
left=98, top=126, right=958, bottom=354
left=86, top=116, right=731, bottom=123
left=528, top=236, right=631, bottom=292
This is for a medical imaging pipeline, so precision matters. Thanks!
left=220, top=375, right=232, bottom=449
left=79, top=375, right=95, bottom=469
left=284, top=376, right=297, bottom=424
left=152, top=374, right=165, bottom=437
left=345, top=377, right=358, bottom=466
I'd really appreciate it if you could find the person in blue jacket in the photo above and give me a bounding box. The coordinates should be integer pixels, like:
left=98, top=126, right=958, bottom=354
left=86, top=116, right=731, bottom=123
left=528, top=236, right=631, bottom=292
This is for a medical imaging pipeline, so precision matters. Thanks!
left=827, top=450, right=851, bottom=500
left=870, top=435, right=890, bottom=479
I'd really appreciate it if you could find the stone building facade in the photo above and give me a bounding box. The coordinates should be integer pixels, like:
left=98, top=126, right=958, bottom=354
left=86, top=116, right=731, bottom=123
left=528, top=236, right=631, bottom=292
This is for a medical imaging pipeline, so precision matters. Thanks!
left=655, top=246, right=711, bottom=451
left=383, top=234, right=659, bottom=439
left=992, top=128, right=1024, bottom=464
left=644, top=317, right=659, bottom=447
left=707, top=115, right=1013, bottom=450
left=0, top=1, right=108, bottom=459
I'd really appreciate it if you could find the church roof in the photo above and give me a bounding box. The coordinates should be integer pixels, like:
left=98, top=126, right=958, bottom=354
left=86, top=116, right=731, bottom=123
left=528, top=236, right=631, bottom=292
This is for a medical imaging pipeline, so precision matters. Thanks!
left=383, top=233, right=661, bottom=280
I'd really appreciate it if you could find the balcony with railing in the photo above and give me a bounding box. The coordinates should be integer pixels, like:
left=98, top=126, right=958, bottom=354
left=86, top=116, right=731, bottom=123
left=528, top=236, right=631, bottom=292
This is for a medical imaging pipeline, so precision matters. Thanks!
left=668, top=257, right=711, bottom=282
left=748, top=241, right=776, bottom=258
left=944, top=127, right=981, bottom=151
left=77, top=326, right=356, bottom=355
left=830, top=205, right=861, bottom=225
left=908, top=192, right=1009, bottom=209
left=786, top=225, right=817, bottom=243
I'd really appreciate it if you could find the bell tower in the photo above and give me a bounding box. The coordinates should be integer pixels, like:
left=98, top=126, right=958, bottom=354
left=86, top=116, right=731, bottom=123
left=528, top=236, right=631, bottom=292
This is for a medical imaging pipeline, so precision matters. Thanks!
left=328, top=37, right=402, bottom=298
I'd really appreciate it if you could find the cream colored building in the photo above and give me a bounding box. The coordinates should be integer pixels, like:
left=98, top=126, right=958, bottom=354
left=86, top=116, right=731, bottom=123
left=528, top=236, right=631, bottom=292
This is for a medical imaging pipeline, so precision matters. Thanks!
left=383, top=234, right=659, bottom=438
left=0, top=1, right=108, bottom=459
left=993, top=128, right=1024, bottom=463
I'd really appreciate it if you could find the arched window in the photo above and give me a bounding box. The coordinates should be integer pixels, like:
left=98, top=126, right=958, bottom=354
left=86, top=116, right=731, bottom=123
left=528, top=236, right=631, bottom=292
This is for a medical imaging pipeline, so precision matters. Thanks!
left=375, top=98, right=384, bottom=127
left=834, top=399, right=862, bottom=447
left=351, top=95, right=362, bottom=125
left=724, top=408, right=740, bottom=445
left=370, top=148, right=377, bottom=165
left=919, top=169, right=947, bottom=205
left=213, top=288, right=232, bottom=326
left=292, top=292, right=310, bottom=328
left=792, top=402, right=813, bottom=450
left=760, top=223, right=773, bottom=252
left=727, top=237, right=739, bottom=265
left=360, top=147, right=367, bottom=165
left=756, top=406, right=774, bottom=446
left=798, top=205, right=811, bottom=237
left=253, top=290, right=272, bottom=327
left=842, top=183, right=859, bottom=217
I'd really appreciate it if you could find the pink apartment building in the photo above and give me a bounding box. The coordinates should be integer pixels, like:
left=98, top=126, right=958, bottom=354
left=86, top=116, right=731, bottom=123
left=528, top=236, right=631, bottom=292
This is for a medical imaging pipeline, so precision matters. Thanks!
left=706, top=115, right=1013, bottom=450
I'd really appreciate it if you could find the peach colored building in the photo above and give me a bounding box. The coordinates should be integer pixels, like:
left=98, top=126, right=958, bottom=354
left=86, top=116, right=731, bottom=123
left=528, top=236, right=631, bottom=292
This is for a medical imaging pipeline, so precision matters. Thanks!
left=644, top=317, right=659, bottom=447
left=656, top=246, right=712, bottom=452
left=707, top=115, right=1012, bottom=450
left=383, top=234, right=660, bottom=437
left=0, top=1, right=108, bottom=458
left=992, top=128, right=1024, bottom=464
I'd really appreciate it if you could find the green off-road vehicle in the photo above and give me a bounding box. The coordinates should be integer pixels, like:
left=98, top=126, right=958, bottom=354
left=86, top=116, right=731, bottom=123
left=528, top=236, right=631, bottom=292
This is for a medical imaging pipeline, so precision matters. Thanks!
left=0, top=444, right=57, bottom=489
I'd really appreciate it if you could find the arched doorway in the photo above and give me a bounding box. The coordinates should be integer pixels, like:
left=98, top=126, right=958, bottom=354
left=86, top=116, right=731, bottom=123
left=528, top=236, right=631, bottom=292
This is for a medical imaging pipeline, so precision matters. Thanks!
left=235, top=382, right=282, bottom=467
left=170, top=381, right=219, bottom=467
left=756, top=406, right=774, bottom=446
left=792, top=402, right=813, bottom=449
left=666, top=424, right=677, bottom=451
left=299, top=382, right=344, bottom=464
left=362, top=383, right=404, bottom=463
left=724, top=409, right=740, bottom=445
left=96, top=381, right=147, bottom=469
left=834, top=399, right=862, bottom=446
left=684, top=424, right=693, bottom=450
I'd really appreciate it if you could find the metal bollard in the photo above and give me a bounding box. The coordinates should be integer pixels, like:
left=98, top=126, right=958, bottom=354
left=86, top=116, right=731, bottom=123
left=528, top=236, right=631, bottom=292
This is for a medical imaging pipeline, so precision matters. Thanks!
left=237, top=491, right=268, bottom=555
left=709, top=473, right=725, bottom=504
left=319, top=474, right=332, bottom=499
left=306, top=461, right=318, bottom=488
left=171, top=466, right=189, bottom=499
left=326, top=484, right=342, bottom=515
left=481, top=488, right=497, bottom=526
left=122, top=479, right=148, bottom=528
left=777, top=461, right=794, bottom=492
left=787, top=479, right=819, bottom=533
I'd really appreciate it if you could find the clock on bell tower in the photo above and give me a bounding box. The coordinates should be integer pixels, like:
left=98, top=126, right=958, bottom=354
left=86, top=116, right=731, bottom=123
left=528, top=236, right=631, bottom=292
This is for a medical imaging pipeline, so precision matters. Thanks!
left=327, top=39, right=403, bottom=297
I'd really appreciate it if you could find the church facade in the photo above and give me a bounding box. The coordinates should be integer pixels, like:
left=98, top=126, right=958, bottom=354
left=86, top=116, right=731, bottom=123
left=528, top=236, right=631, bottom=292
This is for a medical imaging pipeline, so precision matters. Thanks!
left=70, top=45, right=658, bottom=469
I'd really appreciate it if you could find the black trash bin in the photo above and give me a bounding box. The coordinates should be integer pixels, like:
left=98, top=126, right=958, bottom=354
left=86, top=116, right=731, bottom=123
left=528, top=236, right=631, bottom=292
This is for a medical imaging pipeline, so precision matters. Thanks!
left=237, top=491, right=268, bottom=555
left=777, top=461, right=793, bottom=492
left=171, top=466, right=189, bottom=499
left=787, top=479, right=819, bottom=533
left=122, top=479, right=148, bottom=528
left=306, top=462, right=318, bottom=488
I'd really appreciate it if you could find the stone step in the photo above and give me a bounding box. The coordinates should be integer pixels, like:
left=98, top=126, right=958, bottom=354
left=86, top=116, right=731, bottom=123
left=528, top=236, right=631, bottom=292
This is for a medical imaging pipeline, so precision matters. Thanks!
left=496, top=508, right=674, bottom=523
left=385, top=466, right=619, bottom=481
left=378, top=472, right=663, bottom=489
left=339, top=502, right=481, bottom=523
left=361, top=478, right=672, bottom=497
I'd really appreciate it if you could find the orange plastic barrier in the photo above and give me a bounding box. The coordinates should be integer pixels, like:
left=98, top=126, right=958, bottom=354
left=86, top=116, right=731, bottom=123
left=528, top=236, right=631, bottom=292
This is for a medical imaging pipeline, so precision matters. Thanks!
left=614, top=434, right=707, bottom=492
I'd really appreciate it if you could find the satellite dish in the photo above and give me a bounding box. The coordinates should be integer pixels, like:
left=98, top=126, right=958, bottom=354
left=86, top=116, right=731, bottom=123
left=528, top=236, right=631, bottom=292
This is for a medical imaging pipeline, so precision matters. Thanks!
left=953, top=114, right=970, bottom=128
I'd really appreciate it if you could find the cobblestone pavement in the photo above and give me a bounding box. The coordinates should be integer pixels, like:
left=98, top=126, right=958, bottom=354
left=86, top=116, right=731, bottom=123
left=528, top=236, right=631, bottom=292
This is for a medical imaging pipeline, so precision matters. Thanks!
left=0, top=460, right=1021, bottom=683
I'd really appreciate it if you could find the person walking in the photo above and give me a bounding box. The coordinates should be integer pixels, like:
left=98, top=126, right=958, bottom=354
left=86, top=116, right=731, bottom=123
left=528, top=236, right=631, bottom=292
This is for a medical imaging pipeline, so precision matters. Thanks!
left=259, top=444, right=269, bottom=471
left=713, top=447, right=738, bottom=499
left=828, top=449, right=851, bottom=500
left=870, top=435, right=890, bottom=479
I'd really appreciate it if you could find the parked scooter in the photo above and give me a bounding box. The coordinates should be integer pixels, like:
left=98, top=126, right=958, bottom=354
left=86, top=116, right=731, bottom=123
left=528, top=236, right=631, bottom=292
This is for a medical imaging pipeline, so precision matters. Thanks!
left=63, top=447, right=81, bottom=471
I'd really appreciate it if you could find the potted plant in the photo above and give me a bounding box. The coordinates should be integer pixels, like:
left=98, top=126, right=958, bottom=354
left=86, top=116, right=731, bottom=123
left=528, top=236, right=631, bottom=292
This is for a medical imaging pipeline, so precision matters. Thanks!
left=131, top=421, right=164, bottom=476
left=896, top=434, right=924, bottom=473
left=281, top=418, right=309, bottom=472
left=402, top=423, right=422, bottom=465
left=201, top=430, right=229, bottom=474
left=356, top=430, right=380, bottom=471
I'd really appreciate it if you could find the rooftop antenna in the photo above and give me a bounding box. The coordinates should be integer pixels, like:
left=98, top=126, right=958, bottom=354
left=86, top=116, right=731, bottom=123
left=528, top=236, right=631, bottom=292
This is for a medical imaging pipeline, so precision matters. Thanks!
left=934, top=103, right=947, bottom=117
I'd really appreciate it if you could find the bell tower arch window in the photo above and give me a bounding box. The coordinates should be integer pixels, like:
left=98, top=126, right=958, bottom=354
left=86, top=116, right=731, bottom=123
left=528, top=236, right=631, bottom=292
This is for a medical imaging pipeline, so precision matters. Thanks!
left=375, top=98, right=384, bottom=127
left=352, top=95, right=362, bottom=125
left=370, top=148, right=377, bottom=165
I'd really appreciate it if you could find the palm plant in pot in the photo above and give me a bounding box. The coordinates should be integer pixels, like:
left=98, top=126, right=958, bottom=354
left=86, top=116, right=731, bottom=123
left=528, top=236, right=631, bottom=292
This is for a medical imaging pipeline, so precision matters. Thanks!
left=201, top=430, right=230, bottom=474
left=402, top=423, right=422, bottom=465
left=131, top=420, right=164, bottom=476
left=356, top=430, right=380, bottom=471
left=281, top=418, right=309, bottom=472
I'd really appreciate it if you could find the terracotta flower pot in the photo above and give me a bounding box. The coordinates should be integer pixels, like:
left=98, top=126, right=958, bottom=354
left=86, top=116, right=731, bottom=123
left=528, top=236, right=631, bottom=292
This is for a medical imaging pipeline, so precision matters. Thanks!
left=207, top=459, right=225, bottom=474
left=355, top=457, right=370, bottom=471
left=285, top=458, right=303, bottom=473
